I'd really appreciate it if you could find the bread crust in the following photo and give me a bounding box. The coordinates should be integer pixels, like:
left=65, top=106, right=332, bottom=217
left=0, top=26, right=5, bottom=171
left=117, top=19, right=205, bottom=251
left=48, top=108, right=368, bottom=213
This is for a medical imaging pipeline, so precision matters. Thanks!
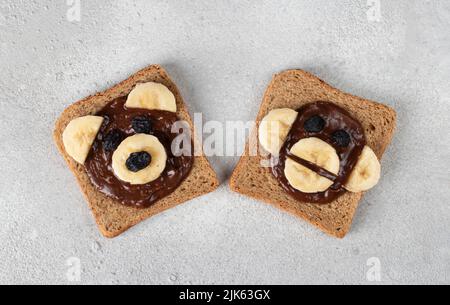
left=54, top=65, right=219, bottom=238
left=230, top=69, right=396, bottom=238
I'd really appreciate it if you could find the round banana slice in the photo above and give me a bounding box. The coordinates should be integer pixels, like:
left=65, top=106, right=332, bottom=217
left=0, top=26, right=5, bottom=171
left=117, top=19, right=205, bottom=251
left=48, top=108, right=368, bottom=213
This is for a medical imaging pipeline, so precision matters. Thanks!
left=125, top=82, right=177, bottom=113
left=112, top=134, right=167, bottom=185
left=345, top=146, right=381, bottom=193
left=63, top=116, right=104, bottom=164
left=258, top=108, right=298, bottom=156
left=284, top=137, right=340, bottom=193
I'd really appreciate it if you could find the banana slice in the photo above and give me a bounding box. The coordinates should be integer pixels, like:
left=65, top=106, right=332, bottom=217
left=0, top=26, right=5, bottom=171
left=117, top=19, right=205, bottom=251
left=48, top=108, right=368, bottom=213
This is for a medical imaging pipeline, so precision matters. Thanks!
left=112, top=134, right=167, bottom=185
left=259, top=108, right=298, bottom=156
left=345, top=146, right=381, bottom=193
left=62, top=116, right=104, bottom=164
left=284, top=137, right=340, bottom=193
left=125, top=82, right=177, bottom=113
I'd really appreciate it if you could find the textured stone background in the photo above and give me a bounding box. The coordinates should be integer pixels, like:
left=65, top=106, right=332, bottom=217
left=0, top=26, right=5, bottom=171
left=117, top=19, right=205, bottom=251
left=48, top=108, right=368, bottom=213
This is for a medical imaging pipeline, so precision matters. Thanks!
left=0, top=0, right=449, bottom=285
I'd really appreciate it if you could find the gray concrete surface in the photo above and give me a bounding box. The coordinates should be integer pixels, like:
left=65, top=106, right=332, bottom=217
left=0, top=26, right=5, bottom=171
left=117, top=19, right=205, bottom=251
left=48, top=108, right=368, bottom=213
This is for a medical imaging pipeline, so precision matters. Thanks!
left=0, top=0, right=449, bottom=285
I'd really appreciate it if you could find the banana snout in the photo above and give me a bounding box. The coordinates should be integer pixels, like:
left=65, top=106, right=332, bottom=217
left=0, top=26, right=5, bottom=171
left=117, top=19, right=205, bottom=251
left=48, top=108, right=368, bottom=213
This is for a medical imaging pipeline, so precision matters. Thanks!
left=112, top=134, right=167, bottom=185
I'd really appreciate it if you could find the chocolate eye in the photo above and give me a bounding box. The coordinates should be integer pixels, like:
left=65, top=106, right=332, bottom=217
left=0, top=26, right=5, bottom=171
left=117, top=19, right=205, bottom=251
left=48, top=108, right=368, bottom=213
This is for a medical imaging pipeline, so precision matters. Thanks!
left=103, top=129, right=124, bottom=151
left=304, top=115, right=326, bottom=133
left=332, top=130, right=351, bottom=147
left=132, top=116, right=153, bottom=134
left=126, top=152, right=152, bottom=172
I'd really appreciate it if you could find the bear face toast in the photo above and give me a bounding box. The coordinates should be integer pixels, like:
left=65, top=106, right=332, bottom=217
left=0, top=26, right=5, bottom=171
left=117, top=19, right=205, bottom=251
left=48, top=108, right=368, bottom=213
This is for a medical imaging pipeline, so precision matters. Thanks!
left=230, top=69, right=396, bottom=238
left=63, top=82, right=194, bottom=208
left=55, top=65, right=219, bottom=238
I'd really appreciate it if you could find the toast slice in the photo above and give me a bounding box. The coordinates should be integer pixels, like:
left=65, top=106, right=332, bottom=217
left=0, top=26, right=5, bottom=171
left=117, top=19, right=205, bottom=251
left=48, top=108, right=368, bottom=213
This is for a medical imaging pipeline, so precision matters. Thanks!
left=54, top=65, right=219, bottom=238
left=230, top=69, right=396, bottom=238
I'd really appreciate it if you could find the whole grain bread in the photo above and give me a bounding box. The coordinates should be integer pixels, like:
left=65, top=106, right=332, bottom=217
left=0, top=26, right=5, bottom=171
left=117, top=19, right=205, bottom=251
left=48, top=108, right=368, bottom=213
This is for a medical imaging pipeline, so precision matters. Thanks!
left=230, top=69, right=396, bottom=238
left=54, top=65, right=219, bottom=238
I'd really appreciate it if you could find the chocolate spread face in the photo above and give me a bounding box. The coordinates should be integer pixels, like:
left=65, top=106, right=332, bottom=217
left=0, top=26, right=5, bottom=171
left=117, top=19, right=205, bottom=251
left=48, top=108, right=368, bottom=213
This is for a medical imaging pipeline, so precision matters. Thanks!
left=272, top=102, right=366, bottom=204
left=84, top=97, right=194, bottom=208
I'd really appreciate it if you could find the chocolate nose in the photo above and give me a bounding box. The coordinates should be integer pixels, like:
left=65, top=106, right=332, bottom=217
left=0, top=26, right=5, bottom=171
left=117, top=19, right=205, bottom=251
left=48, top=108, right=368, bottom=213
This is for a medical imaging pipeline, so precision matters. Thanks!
left=126, top=151, right=152, bottom=172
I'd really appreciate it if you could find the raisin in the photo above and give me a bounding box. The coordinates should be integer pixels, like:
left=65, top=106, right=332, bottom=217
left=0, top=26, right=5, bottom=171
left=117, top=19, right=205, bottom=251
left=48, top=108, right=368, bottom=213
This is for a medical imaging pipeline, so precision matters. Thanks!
left=103, top=129, right=124, bottom=152
left=332, top=130, right=351, bottom=147
left=132, top=116, right=153, bottom=134
left=304, top=115, right=326, bottom=133
left=126, top=152, right=152, bottom=172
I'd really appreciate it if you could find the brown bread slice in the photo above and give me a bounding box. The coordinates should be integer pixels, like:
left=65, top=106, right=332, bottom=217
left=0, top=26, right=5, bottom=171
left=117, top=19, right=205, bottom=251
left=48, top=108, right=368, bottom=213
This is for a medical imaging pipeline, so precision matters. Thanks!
left=54, top=65, right=219, bottom=238
left=230, top=69, right=396, bottom=238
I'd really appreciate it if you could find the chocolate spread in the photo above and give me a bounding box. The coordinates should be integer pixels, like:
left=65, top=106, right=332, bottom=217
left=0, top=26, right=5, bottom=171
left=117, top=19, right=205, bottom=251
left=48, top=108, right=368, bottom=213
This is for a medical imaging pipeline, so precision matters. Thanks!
left=85, top=97, right=194, bottom=208
left=272, top=102, right=366, bottom=204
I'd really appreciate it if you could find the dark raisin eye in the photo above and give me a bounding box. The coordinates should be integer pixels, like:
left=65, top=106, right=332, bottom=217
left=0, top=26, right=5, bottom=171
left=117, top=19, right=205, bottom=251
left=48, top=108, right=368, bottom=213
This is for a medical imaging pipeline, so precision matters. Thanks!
left=304, top=115, right=326, bottom=133
left=132, top=116, right=153, bottom=134
left=103, top=129, right=124, bottom=151
left=126, top=152, right=152, bottom=172
left=332, top=130, right=351, bottom=147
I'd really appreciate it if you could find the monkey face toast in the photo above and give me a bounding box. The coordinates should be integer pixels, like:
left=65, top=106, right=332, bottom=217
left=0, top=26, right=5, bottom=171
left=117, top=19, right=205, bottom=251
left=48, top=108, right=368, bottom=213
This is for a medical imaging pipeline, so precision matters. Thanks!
left=259, top=101, right=380, bottom=204
left=230, top=69, right=396, bottom=238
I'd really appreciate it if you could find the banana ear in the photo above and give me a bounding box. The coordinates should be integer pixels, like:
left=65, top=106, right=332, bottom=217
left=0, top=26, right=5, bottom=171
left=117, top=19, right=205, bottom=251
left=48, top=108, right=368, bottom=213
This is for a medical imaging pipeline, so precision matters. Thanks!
left=63, top=116, right=104, bottom=164
left=125, top=82, right=177, bottom=113
left=258, top=108, right=298, bottom=156
left=345, top=146, right=381, bottom=193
